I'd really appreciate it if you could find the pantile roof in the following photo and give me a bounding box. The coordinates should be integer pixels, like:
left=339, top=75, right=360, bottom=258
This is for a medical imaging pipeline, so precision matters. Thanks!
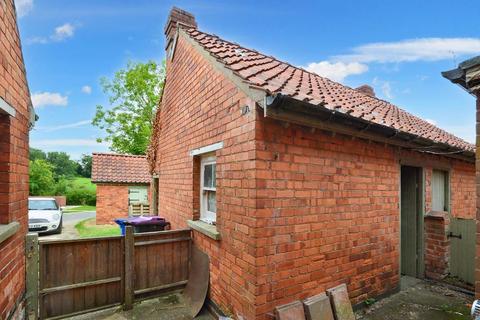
left=184, top=28, right=475, bottom=153
left=92, top=153, right=151, bottom=184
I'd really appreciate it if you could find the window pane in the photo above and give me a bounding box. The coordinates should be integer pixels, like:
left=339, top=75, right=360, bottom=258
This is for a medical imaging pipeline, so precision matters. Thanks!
left=207, top=191, right=216, bottom=213
left=204, top=164, right=215, bottom=188
left=432, top=170, right=447, bottom=211
left=212, top=164, right=216, bottom=187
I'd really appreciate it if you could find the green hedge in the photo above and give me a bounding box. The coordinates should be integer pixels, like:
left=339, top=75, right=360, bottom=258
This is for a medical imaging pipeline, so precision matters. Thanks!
left=66, top=188, right=96, bottom=206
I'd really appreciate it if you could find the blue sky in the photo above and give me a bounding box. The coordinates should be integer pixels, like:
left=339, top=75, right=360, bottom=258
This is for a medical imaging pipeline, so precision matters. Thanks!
left=16, top=0, right=479, bottom=159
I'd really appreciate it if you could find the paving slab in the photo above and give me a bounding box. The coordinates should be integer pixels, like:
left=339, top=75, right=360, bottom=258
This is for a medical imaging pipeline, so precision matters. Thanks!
left=303, top=292, right=334, bottom=320
left=274, top=300, right=306, bottom=320
left=327, top=284, right=355, bottom=320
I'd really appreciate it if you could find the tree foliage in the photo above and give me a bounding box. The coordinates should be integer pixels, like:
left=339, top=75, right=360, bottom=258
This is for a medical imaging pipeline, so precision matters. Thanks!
left=77, top=154, right=92, bottom=178
left=93, top=60, right=165, bottom=155
left=29, top=159, right=55, bottom=196
left=46, top=151, right=79, bottom=179
left=30, top=148, right=47, bottom=161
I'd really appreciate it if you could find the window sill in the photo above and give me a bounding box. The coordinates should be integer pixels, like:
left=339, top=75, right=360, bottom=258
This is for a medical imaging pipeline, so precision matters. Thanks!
left=187, top=220, right=220, bottom=241
left=425, top=210, right=448, bottom=220
left=0, top=222, right=20, bottom=245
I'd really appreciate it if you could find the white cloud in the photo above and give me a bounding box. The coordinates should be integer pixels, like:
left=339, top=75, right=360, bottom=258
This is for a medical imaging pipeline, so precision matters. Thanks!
left=334, top=38, right=480, bottom=63
left=27, top=23, right=76, bottom=44
left=373, top=77, right=393, bottom=99
left=15, top=0, right=33, bottom=18
left=31, top=92, right=68, bottom=108
left=304, top=61, right=368, bottom=82
left=81, top=85, right=92, bottom=94
left=31, top=139, right=108, bottom=147
left=36, top=120, right=91, bottom=132
left=425, top=119, right=437, bottom=125
left=51, top=23, right=75, bottom=41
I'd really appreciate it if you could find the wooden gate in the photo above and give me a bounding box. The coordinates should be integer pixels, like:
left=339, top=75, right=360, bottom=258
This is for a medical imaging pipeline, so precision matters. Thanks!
left=449, top=218, right=475, bottom=285
left=26, top=228, right=191, bottom=319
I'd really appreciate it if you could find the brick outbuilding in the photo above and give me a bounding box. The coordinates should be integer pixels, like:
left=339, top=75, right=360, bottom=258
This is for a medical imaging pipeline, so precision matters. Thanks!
left=148, top=8, right=476, bottom=319
left=92, top=153, right=152, bottom=224
left=0, top=0, right=34, bottom=319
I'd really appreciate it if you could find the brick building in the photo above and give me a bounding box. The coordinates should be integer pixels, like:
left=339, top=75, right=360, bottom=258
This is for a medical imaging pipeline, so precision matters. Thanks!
left=0, top=0, right=34, bottom=319
left=148, top=8, right=476, bottom=319
left=442, top=57, right=480, bottom=298
left=92, top=153, right=152, bottom=224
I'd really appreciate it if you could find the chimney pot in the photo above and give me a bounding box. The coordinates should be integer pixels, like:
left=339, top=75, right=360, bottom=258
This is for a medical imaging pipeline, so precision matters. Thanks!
left=164, top=7, right=197, bottom=42
left=356, top=85, right=376, bottom=97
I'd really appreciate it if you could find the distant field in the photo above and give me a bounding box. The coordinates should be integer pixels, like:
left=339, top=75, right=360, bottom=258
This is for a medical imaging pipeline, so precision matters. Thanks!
left=67, top=177, right=96, bottom=192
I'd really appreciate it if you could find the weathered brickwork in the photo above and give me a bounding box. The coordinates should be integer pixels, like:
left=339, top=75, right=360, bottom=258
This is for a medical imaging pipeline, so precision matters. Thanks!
left=424, top=215, right=449, bottom=280
left=0, top=1, right=31, bottom=319
left=152, top=16, right=476, bottom=320
left=254, top=119, right=400, bottom=316
left=154, top=32, right=258, bottom=318
left=95, top=184, right=150, bottom=224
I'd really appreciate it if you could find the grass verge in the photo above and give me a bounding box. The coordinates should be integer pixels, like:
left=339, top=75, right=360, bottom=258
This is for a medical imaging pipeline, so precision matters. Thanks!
left=75, top=218, right=121, bottom=238
left=63, top=205, right=96, bottom=213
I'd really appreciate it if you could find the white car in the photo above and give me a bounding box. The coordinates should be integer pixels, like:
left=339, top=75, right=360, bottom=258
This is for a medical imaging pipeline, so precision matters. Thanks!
left=28, top=197, right=63, bottom=234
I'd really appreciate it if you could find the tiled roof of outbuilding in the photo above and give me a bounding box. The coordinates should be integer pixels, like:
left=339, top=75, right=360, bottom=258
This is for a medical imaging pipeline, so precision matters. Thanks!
left=92, top=153, right=150, bottom=184
left=184, top=28, right=475, bottom=153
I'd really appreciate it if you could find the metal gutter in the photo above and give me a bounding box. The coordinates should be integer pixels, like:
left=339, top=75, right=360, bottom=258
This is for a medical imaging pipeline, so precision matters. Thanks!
left=262, top=93, right=475, bottom=162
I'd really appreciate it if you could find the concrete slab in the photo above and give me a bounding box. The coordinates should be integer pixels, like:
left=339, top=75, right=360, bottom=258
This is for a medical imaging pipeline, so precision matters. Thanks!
left=274, top=300, right=306, bottom=320
left=303, top=292, right=334, bottom=320
left=69, top=291, right=214, bottom=320
left=356, top=280, right=472, bottom=320
left=326, top=284, right=355, bottom=320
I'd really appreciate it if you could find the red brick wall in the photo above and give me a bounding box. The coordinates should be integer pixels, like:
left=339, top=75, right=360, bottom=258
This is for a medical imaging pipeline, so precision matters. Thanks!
left=254, top=119, right=400, bottom=317
left=95, top=184, right=150, bottom=224
left=424, top=214, right=449, bottom=280
left=152, top=28, right=476, bottom=320
left=0, top=0, right=31, bottom=318
left=154, top=32, right=258, bottom=319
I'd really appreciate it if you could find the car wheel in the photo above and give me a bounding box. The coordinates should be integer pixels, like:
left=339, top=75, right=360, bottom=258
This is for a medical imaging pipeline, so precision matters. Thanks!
left=53, top=218, right=63, bottom=234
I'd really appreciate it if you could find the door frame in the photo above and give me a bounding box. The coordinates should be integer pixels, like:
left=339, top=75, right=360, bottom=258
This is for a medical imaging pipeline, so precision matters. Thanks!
left=399, top=165, right=425, bottom=279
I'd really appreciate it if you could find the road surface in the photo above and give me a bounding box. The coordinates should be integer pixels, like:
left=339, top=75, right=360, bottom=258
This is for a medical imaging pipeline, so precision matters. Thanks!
left=40, top=211, right=96, bottom=240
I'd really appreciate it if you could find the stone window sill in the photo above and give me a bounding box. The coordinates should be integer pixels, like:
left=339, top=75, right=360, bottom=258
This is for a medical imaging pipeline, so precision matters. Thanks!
left=425, top=211, right=448, bottom=220
left=187, top=220, right=220, bottom=241
left=0, top=222, right=20, bottom=245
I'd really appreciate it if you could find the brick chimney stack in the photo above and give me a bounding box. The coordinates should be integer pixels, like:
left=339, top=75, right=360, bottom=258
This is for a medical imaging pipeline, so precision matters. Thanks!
left=164, top=7, right=197, bottom=45
left=355, top=84, right=376, bottom=97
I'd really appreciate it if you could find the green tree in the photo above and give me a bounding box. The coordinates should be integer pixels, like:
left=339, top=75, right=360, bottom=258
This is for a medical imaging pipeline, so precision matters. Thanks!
left=46, top=151, right=78, bottom=179
left=30, top=148, right=46, bottom=161
left=92, top=60, right=165, bottom=155
left=77, top=154, right=92, bottom=178
left=29, top=159, right=55, bottom=196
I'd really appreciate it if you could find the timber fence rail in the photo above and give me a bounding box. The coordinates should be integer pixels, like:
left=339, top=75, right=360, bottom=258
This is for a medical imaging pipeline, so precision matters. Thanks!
left=26, top=226, right=192, bottom=320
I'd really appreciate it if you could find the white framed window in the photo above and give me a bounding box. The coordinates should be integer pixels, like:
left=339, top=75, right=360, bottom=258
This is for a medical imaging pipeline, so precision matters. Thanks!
left=200, top=154, right=216, bottom=224
left=432, top=169, right=449, bottom=212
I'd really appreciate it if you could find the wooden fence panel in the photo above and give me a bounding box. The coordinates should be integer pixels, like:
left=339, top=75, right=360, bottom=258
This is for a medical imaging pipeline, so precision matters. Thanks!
left=39, top=237, right=123, bottom=319
left=35, top=229, right=192, bottom=319
left=133, top=229, right=191, bottom=296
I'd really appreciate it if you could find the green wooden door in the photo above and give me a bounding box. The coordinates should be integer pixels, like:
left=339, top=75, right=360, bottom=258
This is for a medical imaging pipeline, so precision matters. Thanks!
left=128, top=186, right=148, bottom=204
left=401, top=166, right=422, bottom=277
left=449, top=218, right=475, bottom=285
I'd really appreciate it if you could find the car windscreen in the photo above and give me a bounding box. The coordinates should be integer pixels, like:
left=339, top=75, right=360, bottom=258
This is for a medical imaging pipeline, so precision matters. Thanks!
left=28, top=200, right=58, bottom=210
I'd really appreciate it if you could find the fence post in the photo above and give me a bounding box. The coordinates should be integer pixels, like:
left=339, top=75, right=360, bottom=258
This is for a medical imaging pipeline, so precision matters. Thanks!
left=25, top=233, right=39, bottom=320
left=124, top=225, right=134, bottom=310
